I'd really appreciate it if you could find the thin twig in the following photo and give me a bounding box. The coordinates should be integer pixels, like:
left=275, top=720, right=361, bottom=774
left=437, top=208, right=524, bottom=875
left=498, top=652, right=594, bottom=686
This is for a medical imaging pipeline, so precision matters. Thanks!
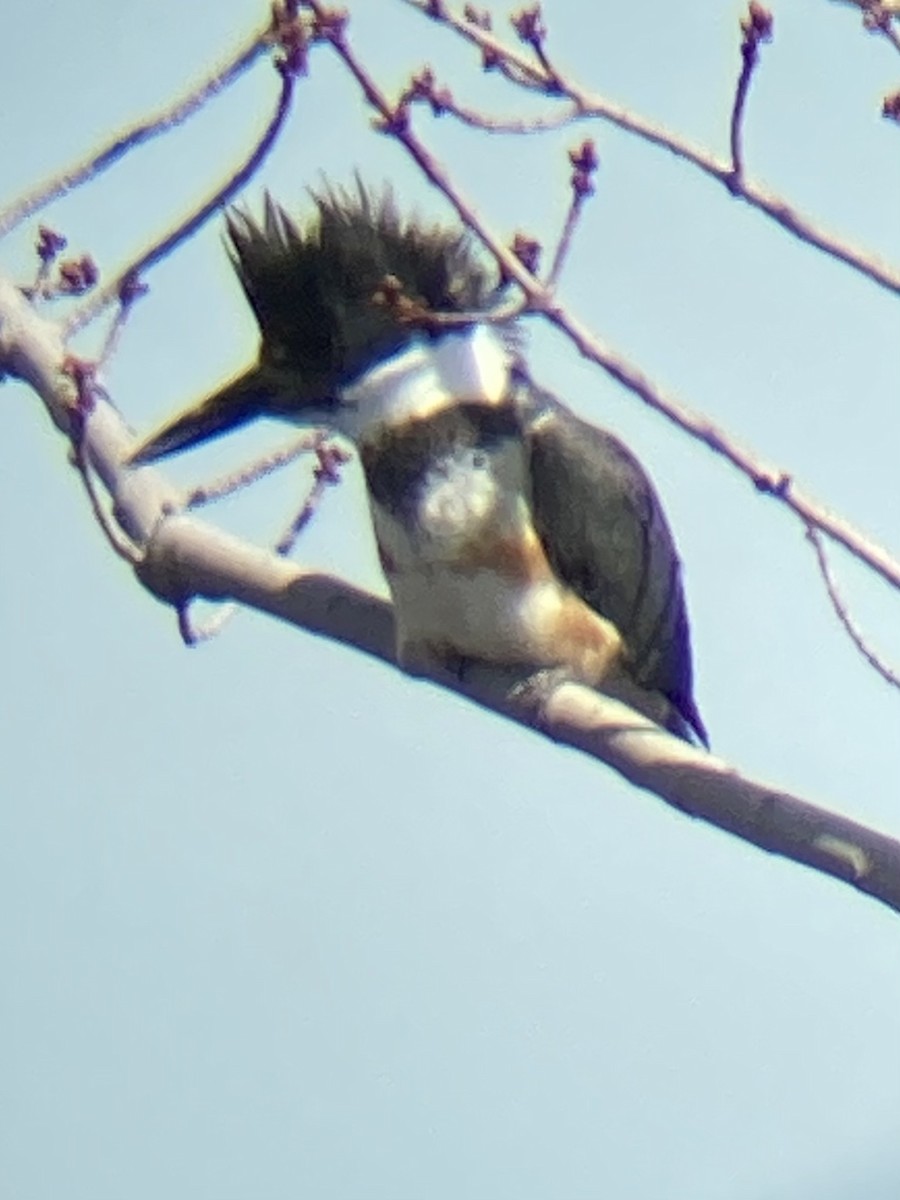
left=549, top=311, right=900, bottom=596
left=72, top=426, right=144, bottom=565
left=510, top=5, right=563, bottom=92
left=444, top=98, right=580, bottom=133
left=65, top=64, right=297, bottom=336
left=177, top=598, right=238, bottom=645
left=0, top=21, right=271, bottom=241
left=62, top=356, right=144, bottom=563
left=274, top=441, right=349, bottom=556
left=806, top=525, right=900, bottom=689
left=403, top=66, right=581, bottom=132
left=729, top=5, right=774, bottom=186
left=185, top=432, right=326, bottom=509
left=544, top=194, right=584, bottom=289
left=274, top=474, right=332, bottom=555
left=376, top=291, right=526, bottom=334
left=180, top=436, right=347, bottom=634
left=544, top=139, right=598, bottom=289
left=95, top=275, right=150, bottom=368
left=404, top=0, right=900, bottom=299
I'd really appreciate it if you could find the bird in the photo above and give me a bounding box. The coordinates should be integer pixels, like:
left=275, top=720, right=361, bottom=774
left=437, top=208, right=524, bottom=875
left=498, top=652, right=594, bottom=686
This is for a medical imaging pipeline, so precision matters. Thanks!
left=130, top=181, right=708, bottom=745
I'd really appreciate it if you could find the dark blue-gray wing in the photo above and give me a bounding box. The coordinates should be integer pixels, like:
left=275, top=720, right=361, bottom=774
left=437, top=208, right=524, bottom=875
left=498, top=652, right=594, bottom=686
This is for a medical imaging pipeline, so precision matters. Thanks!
left=523, top=385, right=707, bottom=745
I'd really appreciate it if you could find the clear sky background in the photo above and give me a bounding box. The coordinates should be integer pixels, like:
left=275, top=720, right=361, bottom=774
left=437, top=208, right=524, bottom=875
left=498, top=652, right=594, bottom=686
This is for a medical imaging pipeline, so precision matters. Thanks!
left=2, top=1, right=900, bottom=1197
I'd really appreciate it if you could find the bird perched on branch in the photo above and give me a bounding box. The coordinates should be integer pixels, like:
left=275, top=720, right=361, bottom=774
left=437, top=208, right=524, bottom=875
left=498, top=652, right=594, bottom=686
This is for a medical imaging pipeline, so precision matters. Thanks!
left=131, top=182, right=707, bottom=745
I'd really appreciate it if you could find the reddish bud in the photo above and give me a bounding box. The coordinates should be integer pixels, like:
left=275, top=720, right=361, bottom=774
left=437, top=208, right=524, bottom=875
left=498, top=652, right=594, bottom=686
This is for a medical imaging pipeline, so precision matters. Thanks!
left=568, top=139, right=599, bottom=199
left=315, top=442, right=351, bottom=484
left=63, top=354, right=99, bottom=420
left=58, top=255, right=99, bottom=295
left=36, top=225, right=67, bottom=264
left=375, top=104, right=410, bottom=136
left=511, top=5, right=547, bottom=48
left=407, top=66, right=452, bottom=116
left=568, top=138, right=599, bottom=173
left=119, top=271, right=149, bottom=307
left=511, top=232, right=542, bottom=275
left=740, top=2, right=773, bottom=45
left=271, top=7, right=308, bottom=75
left=463, top=5, right=492, bottom=29
left=314, top=6, right=349, bottom=46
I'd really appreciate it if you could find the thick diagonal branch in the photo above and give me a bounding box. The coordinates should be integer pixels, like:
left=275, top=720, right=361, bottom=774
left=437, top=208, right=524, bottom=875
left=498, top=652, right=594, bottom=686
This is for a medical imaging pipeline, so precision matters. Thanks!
left=4, top=278, right=900, bottom=918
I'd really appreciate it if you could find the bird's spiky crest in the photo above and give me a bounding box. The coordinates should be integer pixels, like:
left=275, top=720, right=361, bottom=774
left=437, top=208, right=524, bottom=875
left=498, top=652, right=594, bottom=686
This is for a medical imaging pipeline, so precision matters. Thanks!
left=225, top=179, right=500, bottom=402
left=129, top=181, right=505, bottom=464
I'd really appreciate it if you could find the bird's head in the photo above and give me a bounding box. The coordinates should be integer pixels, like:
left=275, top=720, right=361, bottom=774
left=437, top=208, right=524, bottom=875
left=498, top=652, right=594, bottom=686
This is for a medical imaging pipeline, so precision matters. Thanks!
left=129, top=181, right=504, bottom=464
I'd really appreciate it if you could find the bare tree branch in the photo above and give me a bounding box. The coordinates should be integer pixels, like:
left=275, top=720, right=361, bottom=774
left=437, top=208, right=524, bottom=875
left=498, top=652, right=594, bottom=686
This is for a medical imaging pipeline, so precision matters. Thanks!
left=303, top=6, right=900, bottom=604
left=807, top=526, right=900, bottom=690
left=66, top=59, right=298, bottom=335
left=0, top=19, right=272, bottom=241
left=403, top=0, right=900, bottom=300
left=4, top=278, right=900, bottom=917
left=185, top=433, right=325, bottom=509
left=403, top=65, right=582, bottom=132
left=543, top=139, right=597, bottom=289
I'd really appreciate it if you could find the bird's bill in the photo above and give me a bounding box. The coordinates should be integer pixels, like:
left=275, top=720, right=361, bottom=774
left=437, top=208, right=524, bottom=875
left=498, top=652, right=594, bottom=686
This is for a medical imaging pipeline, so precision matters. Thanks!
left=128, top=364, right=273, bottom=464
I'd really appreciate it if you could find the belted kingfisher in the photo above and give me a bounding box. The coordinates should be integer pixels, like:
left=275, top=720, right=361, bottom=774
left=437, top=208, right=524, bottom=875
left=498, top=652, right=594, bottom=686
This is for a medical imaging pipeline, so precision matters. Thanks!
left=131, top=184, right=708, bottom=745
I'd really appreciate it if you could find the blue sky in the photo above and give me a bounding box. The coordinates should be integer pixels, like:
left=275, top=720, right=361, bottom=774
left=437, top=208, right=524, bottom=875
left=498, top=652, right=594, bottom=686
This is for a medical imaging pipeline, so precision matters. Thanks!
left=3, top=1, right=900, bottom=1197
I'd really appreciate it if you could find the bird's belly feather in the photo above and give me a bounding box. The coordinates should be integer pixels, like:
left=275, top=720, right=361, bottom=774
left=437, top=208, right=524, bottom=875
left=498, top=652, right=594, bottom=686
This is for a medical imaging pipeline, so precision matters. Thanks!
left=371, top=495, right=624, bottom=683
